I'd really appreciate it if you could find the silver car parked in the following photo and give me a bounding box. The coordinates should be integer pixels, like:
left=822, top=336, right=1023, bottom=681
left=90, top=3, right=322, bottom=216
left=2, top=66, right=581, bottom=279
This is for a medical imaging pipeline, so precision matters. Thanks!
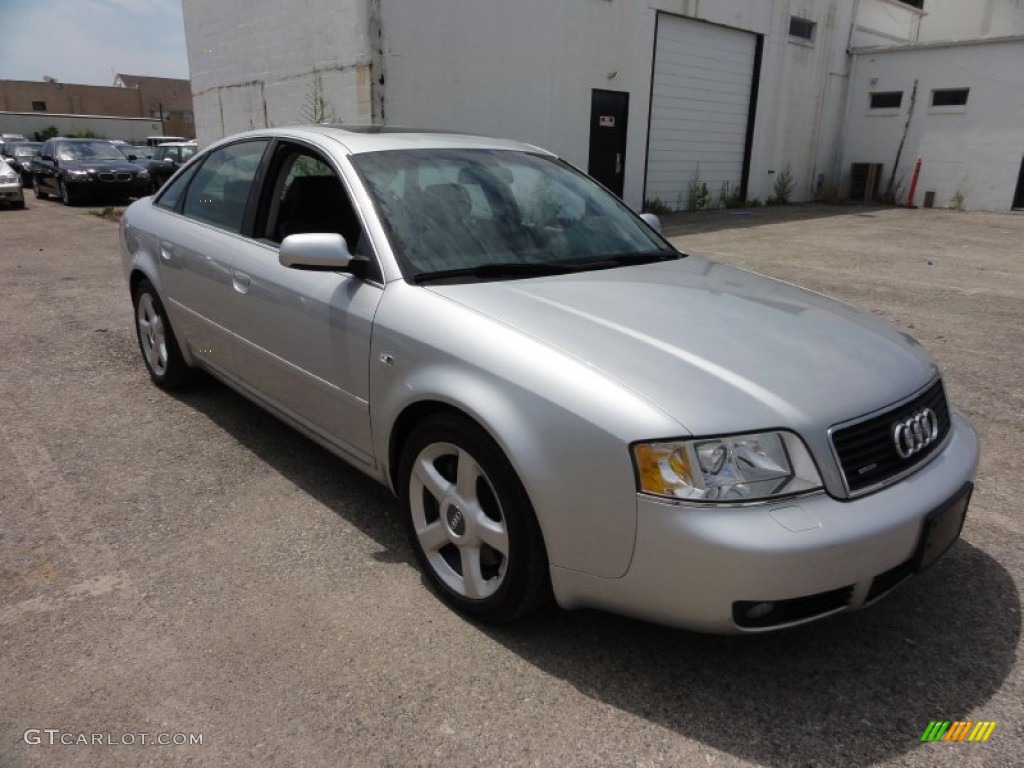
left=120, top=126, right=979, bottom=633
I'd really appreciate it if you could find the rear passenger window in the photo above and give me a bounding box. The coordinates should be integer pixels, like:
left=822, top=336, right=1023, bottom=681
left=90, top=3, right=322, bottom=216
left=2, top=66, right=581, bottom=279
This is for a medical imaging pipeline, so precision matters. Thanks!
left=182, top=140, right=269, bottom=233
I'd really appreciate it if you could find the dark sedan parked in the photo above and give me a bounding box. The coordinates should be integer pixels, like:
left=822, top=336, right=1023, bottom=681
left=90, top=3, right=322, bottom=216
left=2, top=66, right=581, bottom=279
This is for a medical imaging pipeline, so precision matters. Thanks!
left=31, top=138, right=152, bottom=205
left=122, top=141, right=197, bottom=190
left=2, top=141, right=42, bottom=183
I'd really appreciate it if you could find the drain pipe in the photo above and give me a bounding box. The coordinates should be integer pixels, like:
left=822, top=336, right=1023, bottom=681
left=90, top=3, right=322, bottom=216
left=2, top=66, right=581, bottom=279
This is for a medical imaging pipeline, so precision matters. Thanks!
left=831, top=0, right=862, bottom=191
left=905, top=157, right=922, bottom=207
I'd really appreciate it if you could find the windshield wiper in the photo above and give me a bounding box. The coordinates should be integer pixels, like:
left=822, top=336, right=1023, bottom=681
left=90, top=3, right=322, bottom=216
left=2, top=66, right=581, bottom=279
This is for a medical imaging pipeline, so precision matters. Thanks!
left=412, top=251, right=682, bottom=284
left=413, top=262, right=578, bottom=283
left=583, top=250, right=682, bottom=266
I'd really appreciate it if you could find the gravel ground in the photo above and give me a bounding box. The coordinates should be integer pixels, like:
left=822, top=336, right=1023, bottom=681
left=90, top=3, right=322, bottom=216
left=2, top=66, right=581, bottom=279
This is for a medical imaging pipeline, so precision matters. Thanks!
left=0, top=197, right=1021, bottom=768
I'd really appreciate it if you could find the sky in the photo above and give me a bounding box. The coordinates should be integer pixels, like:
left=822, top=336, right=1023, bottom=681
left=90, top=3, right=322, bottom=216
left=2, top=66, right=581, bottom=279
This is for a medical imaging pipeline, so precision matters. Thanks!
left=2, top=0, right=189, bottom=86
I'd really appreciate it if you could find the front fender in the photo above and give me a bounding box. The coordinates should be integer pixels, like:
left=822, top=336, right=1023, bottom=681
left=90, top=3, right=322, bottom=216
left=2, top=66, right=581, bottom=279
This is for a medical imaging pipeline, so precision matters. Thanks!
left=370, top=282, right=685, bottom=579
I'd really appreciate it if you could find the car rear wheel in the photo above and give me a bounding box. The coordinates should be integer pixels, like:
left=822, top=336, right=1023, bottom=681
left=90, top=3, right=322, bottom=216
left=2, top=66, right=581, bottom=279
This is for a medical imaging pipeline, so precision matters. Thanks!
left=132, top=279, right=192, bottom=390
left=399, top=413, right=550, bottom=623
left=33, top=176, right=47, bottom=200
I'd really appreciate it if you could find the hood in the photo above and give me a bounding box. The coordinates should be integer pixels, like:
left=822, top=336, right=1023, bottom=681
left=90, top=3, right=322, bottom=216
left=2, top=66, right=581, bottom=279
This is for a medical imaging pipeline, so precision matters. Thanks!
left=63, top=158, right=141, bottom=173
left=428, top=256, right=937, bottom=436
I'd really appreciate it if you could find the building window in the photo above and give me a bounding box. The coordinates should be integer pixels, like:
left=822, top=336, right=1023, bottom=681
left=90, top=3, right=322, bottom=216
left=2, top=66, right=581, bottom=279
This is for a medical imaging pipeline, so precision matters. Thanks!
left=897, top=0, right=924, bottom=9
left=32, top=101, right=46, bottom=111
left=932, top=88, right=969, bottom=107
left=869, top=92, right=903, bottom=109
left=789, top=17, right=816, bottom=43
left=184, top=111, right=194, bottom=124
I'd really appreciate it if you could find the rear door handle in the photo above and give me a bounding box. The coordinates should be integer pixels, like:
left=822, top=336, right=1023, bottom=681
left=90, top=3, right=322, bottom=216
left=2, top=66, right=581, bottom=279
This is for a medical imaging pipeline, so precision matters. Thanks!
left=159, top=242, right=174, bottom=262
left=232, top=271, right=252, bottom=294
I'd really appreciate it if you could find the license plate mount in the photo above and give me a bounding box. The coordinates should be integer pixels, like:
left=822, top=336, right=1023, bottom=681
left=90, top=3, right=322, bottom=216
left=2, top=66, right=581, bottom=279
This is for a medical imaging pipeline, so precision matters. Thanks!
left=914, top=482, right=972, bottom=573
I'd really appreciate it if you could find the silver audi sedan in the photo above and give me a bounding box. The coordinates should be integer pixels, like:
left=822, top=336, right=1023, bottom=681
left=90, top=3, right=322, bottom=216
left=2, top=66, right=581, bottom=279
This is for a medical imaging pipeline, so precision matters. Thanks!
left=120, top=126, right=979, bottom=633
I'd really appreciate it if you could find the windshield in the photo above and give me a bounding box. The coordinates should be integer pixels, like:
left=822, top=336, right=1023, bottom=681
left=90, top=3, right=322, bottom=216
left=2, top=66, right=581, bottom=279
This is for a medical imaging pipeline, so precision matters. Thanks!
left=154, top=145, right=197, bottom=162
left=350, top=149, right=673, bottom=281
left=13, top=143, right=41, bottom=157
left=58, top=141, right=129, bottom=162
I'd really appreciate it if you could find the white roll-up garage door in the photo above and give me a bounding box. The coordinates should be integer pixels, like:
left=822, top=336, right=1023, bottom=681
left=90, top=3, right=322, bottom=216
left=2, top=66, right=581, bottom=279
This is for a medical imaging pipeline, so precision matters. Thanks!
left=645, top=14, right=757, bottom=209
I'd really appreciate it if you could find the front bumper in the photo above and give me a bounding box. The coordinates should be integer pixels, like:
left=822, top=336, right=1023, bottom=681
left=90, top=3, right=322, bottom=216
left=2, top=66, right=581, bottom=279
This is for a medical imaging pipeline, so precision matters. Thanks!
left=66, top=177, right=150, bottom=199
left=550, top=410, right=980, bottom=633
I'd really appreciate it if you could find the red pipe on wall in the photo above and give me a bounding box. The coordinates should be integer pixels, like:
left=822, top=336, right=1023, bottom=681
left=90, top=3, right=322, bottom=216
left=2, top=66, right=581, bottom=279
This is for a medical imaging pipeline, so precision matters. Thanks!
left=906, top=158, right=923, bottom=207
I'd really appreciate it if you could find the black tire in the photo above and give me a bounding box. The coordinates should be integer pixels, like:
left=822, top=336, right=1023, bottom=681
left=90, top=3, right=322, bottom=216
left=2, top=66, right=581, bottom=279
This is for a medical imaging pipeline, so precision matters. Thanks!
left=398, top=412, right=550, bottom=623
left=33, top=176, right=47, bottom=200
left=131, top=278, right=193, bottom=390
left=12, top=200, right=25, bottom=210
left=59, top=179, right=74, bottom=206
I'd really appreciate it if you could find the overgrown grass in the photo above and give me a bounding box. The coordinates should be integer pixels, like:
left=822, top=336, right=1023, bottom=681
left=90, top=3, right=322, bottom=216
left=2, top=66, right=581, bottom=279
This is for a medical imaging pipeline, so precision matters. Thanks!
left=85, top=206, right=125, bottom=222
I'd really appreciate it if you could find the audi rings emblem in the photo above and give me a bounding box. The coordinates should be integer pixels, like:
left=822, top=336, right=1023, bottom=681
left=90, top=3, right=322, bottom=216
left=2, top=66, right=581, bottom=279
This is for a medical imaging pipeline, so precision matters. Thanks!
left=892, top=408, right=939, bottom=459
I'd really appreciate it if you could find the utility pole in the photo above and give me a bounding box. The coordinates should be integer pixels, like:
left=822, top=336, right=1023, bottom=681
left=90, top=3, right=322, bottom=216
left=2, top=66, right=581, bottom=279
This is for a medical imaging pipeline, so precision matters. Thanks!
left=158, top=101, right=165, bottom=136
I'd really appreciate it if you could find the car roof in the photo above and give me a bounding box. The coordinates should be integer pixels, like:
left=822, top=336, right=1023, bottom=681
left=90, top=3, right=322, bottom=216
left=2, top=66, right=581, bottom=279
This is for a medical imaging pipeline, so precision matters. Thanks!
left=155, top=141, right=197, bottom=147
left=208, top=124, right=551, bottom=157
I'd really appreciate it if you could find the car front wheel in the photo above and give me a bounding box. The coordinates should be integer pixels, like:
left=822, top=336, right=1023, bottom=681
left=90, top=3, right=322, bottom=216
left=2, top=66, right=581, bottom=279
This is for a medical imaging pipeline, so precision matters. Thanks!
left=33, top=176, right=47, bottom=200
left=132, top=279, right=192, bottom=390
left=59, top=179, right=74, bottom=206
left=399, top=413, right=550, bottom=623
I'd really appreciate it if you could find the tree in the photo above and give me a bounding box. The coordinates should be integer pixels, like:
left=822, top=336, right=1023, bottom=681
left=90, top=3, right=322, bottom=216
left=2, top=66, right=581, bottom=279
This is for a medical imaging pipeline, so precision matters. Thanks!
left=299, top=70, right=335, bottom=125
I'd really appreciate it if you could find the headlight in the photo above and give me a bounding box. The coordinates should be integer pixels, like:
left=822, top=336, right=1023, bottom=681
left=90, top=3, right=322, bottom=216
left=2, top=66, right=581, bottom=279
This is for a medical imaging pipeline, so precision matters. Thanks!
left=68, top=169, right=90, bottom=177
left=633, top=431, right=823, bottom=502
left=137, top=169, right=150, bottom=179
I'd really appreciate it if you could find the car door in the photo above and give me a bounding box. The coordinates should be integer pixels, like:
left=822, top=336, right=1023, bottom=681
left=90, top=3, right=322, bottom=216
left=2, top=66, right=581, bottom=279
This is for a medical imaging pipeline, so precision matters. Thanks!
left=152, top=139, right=270, bottom=380
left=227, top=141, right=384, bottom=466
left=35, top=141, right=58, bottom=193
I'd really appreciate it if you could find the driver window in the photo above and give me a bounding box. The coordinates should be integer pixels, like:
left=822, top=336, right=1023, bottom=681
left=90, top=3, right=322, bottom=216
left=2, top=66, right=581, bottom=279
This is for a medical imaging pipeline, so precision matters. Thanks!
left=261, top=145, right=367, bottom=257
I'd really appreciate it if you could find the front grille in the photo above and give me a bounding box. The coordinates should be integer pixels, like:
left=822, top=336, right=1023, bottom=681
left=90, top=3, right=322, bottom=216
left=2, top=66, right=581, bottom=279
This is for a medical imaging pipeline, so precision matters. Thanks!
left=866, top=558, right=914, bottom=603
left=831, top=379, right=950, bottom=495
left=98, top=172, right=133, bottom=182
left=733, top=585, right=854, bottom=629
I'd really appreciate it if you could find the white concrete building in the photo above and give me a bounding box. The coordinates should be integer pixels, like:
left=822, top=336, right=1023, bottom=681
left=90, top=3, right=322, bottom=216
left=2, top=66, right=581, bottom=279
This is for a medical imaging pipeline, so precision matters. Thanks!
left=843, top=36, right=1024, bottom=211
left=182, top=0, right=1024, bottom=211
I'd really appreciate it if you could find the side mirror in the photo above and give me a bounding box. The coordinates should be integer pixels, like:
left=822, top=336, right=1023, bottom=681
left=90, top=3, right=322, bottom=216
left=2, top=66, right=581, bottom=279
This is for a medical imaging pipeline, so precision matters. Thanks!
left=41, top=154, right=54, bottom=162
left=128, top=154, right=138, bottom=161
left=640, top=212, right=661, bottom=232
left=279, top=232, right=367, bottom=275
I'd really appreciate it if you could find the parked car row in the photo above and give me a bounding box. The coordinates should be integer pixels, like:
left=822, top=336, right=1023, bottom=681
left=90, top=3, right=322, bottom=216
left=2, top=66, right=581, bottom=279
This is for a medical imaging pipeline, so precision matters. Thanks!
left=0, top=136, right=197, bottom=208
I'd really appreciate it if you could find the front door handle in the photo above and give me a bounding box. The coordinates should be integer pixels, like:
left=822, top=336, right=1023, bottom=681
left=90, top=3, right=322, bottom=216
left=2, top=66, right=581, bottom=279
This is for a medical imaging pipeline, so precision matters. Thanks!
left=232, top=271, right=252, bottom=294
left=159, top=242, right=174, bottom=262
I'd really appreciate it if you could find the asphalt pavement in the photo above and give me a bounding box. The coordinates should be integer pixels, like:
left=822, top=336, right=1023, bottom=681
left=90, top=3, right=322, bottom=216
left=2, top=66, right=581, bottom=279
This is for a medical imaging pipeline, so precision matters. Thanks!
left=1, top=196, right=1021, bottom=767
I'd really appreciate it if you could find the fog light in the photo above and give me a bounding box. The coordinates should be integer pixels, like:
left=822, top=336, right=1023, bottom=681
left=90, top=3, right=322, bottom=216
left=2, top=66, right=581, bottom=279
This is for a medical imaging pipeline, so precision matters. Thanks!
left=745, top=602, right=774, bottom=619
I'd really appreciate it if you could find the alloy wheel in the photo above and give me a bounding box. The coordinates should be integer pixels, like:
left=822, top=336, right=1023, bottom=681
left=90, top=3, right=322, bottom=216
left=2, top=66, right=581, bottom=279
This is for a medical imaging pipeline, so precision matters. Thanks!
left=408, top=441, right=510, bottom=600
left=135, top=292, right=168, bottom=376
